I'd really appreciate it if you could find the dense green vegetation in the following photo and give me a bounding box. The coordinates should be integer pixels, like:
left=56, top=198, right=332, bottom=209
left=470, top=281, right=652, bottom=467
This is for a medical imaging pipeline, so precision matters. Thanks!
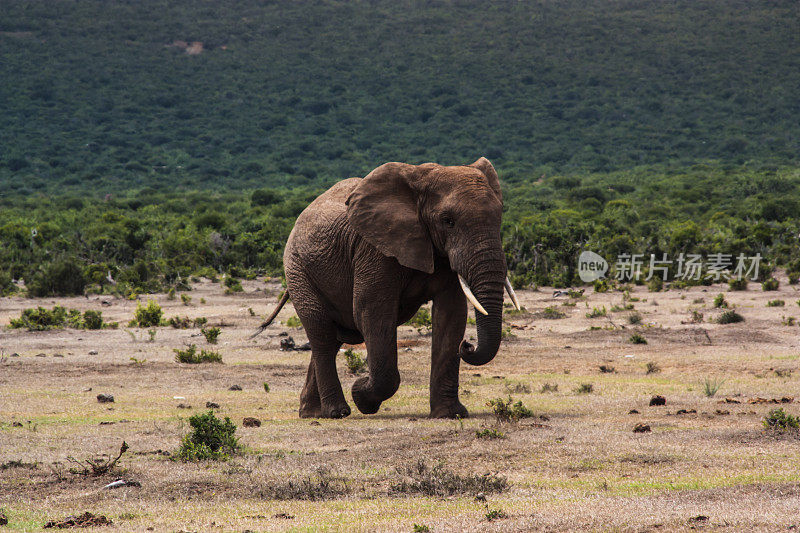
left=1, top=1, right=799, bottom=293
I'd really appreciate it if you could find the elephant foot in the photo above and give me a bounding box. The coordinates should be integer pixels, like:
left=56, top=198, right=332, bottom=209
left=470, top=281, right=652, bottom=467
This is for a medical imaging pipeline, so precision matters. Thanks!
left=351, top=377, right=382, bottom=415
left=429, top=401, right=469, bottom=419
left=300, top=401, right=351, bottom=419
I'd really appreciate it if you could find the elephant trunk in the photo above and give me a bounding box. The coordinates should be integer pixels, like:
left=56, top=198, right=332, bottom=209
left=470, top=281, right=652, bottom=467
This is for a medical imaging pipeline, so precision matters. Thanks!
left=457, top=247, right=506, bottom=366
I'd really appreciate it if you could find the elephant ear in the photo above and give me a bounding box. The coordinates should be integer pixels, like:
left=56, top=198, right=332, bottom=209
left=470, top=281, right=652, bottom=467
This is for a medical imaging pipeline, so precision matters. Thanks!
left=346, top=162, right=435, bottom=274
left=469, top=157, right=502, bottom=203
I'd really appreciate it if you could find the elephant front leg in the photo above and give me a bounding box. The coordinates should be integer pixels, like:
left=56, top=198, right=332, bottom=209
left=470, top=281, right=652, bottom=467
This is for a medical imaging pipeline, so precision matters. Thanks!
left=299, top=359, right=323, bottom=418
left=351, top=307, right=401, bottom=415
left=429, top=276, right=469, bottom=418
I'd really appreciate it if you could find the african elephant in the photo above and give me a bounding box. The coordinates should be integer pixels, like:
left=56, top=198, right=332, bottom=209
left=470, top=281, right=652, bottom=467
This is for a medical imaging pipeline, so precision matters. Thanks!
left=255, top=158, right=519, bottom=418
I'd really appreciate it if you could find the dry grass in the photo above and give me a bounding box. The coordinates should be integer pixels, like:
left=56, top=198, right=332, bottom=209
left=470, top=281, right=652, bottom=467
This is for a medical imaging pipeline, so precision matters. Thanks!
left=1, top=276, right=800, bottom=531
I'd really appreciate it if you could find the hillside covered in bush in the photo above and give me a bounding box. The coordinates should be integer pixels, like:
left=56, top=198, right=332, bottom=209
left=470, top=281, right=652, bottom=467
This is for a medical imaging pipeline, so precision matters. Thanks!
left=1, top=0, right=798, bottom=195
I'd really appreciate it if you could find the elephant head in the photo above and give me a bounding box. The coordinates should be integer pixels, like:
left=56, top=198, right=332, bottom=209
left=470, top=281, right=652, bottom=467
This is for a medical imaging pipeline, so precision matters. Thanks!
left=346, top=157, right=519, bottom=366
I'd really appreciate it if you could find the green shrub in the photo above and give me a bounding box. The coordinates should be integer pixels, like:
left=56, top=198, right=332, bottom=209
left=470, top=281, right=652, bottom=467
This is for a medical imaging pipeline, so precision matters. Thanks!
left=181, top=294, right=192, bottom=305
left=767, top=299, right=785, bottom=307
left=716, top=310, right=744, bottom=324
left=344, top=348, right=367, bottom=374
left=728, top=278, right=748, bottom=291
left=82, top=310, right=104, bottom=330
left=645, top=361, right=661, bottom=374
left=539, top=383, right=558, bottom=393
left=9, top=306, right=68, bottom=330
left=627, top=312, right=642, bottom=325
left=174, top=344, right=222, bottom=364
left=224, top=276, right=243, bottom=293
left=762, top=278, right=779, bottom=291
left=201, top=327, right=221, bottom=344
left=586, top=306, right=607, bottom=318
left=25, top=259, right=87, bottom=297
left=487, top=397, right=534, bottom=423
left=133, top=299, right=163, bottom=327
left=176, top=410, right=239, bottom=461
left=575, top=383, right=594, bottom=394
left=762, top=408, right=799, bottom=432
left=713, top=293, right=728, bottom=308
left=629, top=333, right=647, bottom=344
left=475, top=428, right=506, bottom=439
left=406, top=308, right=432, bottom=328
left=285, top=315, right=302, bottom=328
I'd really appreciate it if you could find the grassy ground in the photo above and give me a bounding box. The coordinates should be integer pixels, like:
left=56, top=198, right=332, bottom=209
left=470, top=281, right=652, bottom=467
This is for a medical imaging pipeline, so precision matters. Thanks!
left=1, top=277, right=799, bottom=531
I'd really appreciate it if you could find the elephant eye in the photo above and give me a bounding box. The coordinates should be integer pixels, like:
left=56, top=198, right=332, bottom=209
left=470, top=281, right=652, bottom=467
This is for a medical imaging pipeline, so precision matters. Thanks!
left=442, top=214, right=455, bottom=228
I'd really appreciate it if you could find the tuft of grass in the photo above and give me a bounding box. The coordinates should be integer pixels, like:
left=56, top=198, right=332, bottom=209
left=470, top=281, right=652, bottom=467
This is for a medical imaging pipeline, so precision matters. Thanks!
left=390, top=459, right=507, bottom=497
left=343, top=348, right=367, bottom=374
left=762, top=408, right=799, bottom=432
left=717, top=310, right=744, bottom=324
left=575, top=383, right=594, bottom=394
left=263, top=382, right=270, bottom=393
left=599, top=365, right=616, bottom=373
left=133, top=299, right=163, bottom=327
left=713, top=293, right=728, bottom=308
left=540, top=382, right=558, bottom=393
left=257, top=467, right=350, bottom=500
left=485, top=508, right=509, bottom=521
left=629, top=333, right=647, bottom=344
left=627, top=312, right=642, bottom=325
left=475, top=428, right=506, bottom=439
left=284, top=315, right=302, bottom=328
left=201, top=326, right=221, bottom=344
left=702, top=377, right=725, bottom=397
left=586, top=306, right=607, bottom=318
left=487, top=397, right=534, bottom=423
left=767, top=299, right=785, bottom=307
left=504, top=382, right=531, bottom=394
left=781, top=316, right=796, bottom=326
left=690, top=310, right=704, bottom=323
left=645, top=361, right=661, bottom=375
left=181, top=293, right=192, bottom=305
left=176, top=410, right=239, bottom=461
left=224, top=276, right=243, bottom=293
left=542, top=306, right=566, bottom=319
left=413, top=525, right=431, bottom=533
left=174, top=344, right=222, bottom=364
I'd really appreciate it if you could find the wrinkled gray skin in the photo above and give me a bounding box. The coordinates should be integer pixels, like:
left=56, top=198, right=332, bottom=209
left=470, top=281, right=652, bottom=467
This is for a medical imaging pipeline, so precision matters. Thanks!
left=283, top=158, right=507, bottom=419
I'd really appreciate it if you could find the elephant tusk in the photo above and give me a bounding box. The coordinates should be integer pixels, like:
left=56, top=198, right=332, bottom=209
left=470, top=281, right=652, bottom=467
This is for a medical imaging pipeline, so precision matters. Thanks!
left=504, top=277, right=521, bottom=311
left=458, top=275, right=488, bottom=316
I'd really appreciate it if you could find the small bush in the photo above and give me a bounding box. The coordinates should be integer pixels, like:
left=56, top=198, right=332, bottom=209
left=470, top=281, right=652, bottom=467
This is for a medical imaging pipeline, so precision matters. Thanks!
left=25, top=258, right=87, bottom=297
left=258, top=467, right=350, bottom=500
left=645, top=362, right=661, bottom=375
left=487, top=397, right=534, bottom=423
left=224, top=276, right=243, bottom=294
left=485, top=508, right=508, bottom=521
left=406, top=308, right=432, bottom=328
left=539, top=382, right=558, bottom=393
left=168, top=316, right=207, bottom=329
left=390, top=459, right=507, bottom=497
left=174, top=344, right=222, bottom=364
left=176, top=410, right=239, bottom=461
left=627, top=312, right=642, bottom=325
left=504, top=382, right=531, bottom=394
left=690, top=310, right=704, bottom=323
left=82, top=310, right=104, bottom=330
left=702, top=378, right=725, bottom=397
left=767, top=299, right=785, bottom=307
left=713, top=293, right=728, bottom=308
left=475, top=428, right=506, bottom=439
left=413, top=525, right=431, bottom=533
left=343, top=348, right=367, bottom=374
left=782, top=316, right=796, bottom=326
left=575, top=383, right=594, bottom=394
left=586, top=306, right=607, bottom=318
left=181, top=294, right=192, bottom=306
left=599, top=365, right=615, bottom=373
left=717, top=310, right=744, bottom=324
left=629, top=333, right=647, bottom=344
left=285, top=315, right=302, bottom=328
left=728, top=278, right=748, bottom=291
left=762, top=278, right=779, bottom=291
left=762, top=408, right=799, bottom=432
left=133, top=299, right=163, bottom=327
left=201, top=327, right=221, bottom=344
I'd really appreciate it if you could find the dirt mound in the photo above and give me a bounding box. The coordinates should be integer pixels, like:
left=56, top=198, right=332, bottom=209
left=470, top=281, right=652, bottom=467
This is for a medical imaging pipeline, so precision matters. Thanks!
left=44, top=512, right=112, bottom=528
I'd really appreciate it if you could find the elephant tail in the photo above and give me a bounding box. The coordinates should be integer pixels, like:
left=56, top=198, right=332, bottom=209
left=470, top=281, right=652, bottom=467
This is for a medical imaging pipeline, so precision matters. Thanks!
left=249, top=290, right=290, bottom=338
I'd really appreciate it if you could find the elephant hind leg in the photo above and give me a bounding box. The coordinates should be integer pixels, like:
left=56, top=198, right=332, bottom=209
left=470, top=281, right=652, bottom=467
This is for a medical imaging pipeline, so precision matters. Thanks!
left=299, top=359, right=323, bottom=418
